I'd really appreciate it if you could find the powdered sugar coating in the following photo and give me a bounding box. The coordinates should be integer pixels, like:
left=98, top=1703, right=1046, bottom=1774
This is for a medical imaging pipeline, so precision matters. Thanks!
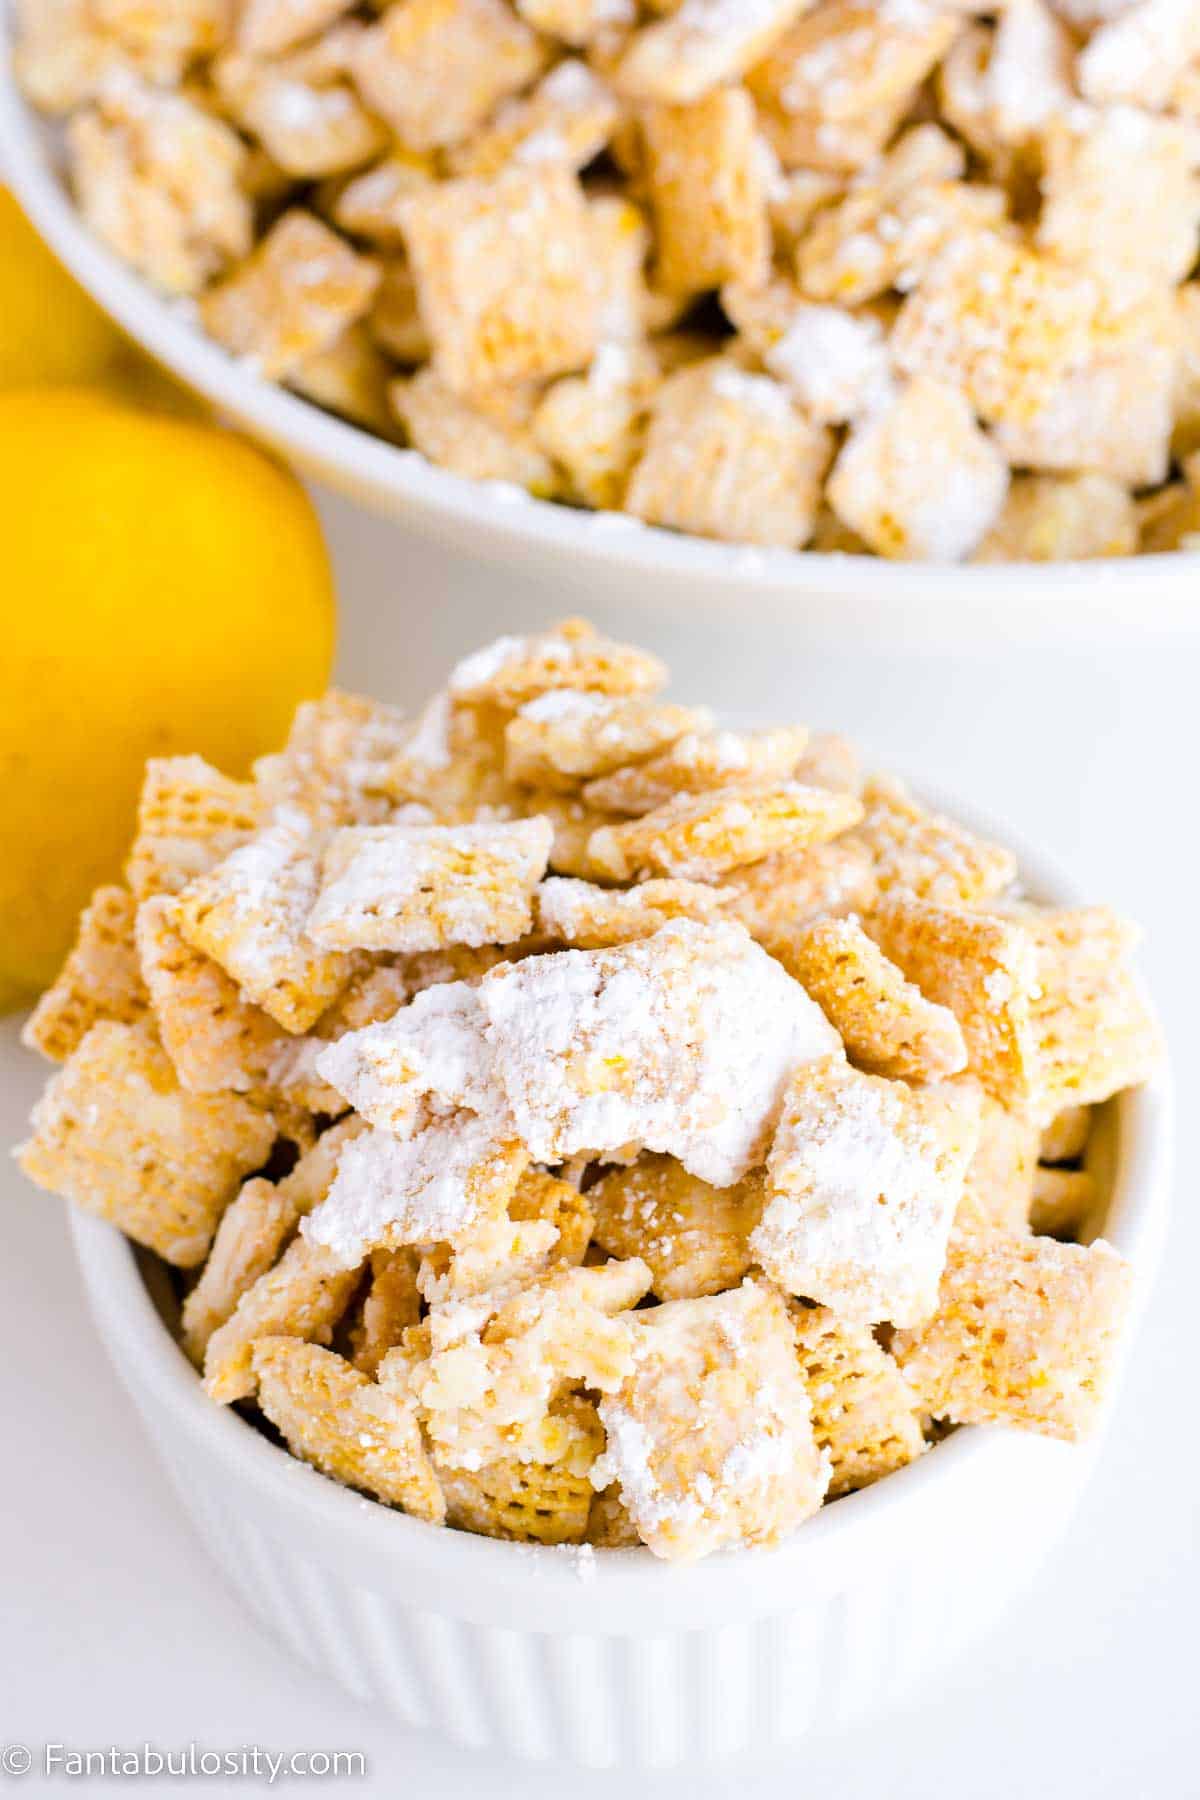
left=315, top=980, right=507, bottom=1134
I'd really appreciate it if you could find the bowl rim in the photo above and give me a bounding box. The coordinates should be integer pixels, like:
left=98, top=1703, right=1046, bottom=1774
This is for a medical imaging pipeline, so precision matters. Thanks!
left=1, top=48, right=1196, bottom=604
left=61, top=795, right=1174, bottom=1616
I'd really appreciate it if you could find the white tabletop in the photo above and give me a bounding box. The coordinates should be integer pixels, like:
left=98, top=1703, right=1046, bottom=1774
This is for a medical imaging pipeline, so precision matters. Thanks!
left=2, top=492, right=1194, bottom=1798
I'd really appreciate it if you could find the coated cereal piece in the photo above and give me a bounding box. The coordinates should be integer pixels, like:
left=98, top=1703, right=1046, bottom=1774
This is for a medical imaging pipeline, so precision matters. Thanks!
left=641, top=86, right=771, bottom=295
left=797, top=126, right=1007, bottom=308
left=478, top=919, right=840, bottom=1186
left=23, top=886, right=147, bottom=1064
left=790, top=1303, right=926, bottom=1498
left=14, top=0, right=148, bottom=111
left=968, top=0, right=1073, bottom=148
left=1172, top=285, right=1200, bottom=459
left=752, top=1056, right=982, bottom=1327
left=253, top=1337, right=445, bottom=1520
left=180, top=1173, right=296, bottom=1364
left=612, top=0, right=806, bottom=103
left=411, top=1261, right=653, bottom=1470
left=214, top=48, right=385, bottom=179
left=95, top=0, right=231, bottom=69
left=125, top=754, right=266, bottom=901
left=504, top=689, right=706, bottom=790
left=1139, top=467, right=1200, bottom=553
left=201, top=210, right=380, bottom=382
left=392, top=369, right=561, bottom=497
left=447, top=58, right=621, bottom=178
left=827, top=378, right=1009, bottom=564
left=68, top=75, right=252, bottom=295
left=1078, top=0, right=1200, bottom=108
left=757, top=300, right=891, bottom=427
left=326, top=152, right=437, bottom=246
left=1029, top=1166, right=1096, bottom=1238
left=525, top=791, right=624, bottom=880
left=307, top=817, right=553, bottom=953
left=18, top=1021, right=275, bottom=1268
left=756, top=86, right=913, bottom=177
left=747, top=3, right=961, bottom=129
left=974, top=474, right=1138, bottom=563
left=595, top=1279, right=829, bottom=1562
left=289, top=323, right=395, bottom=436
left=176, top=807, right=360, bottom=1034
left=347, top=0, right=547, bottom=152
left=851, top=775, right=1017, bottom=908
left=204, top=1233, right=363, bottom=1400
left=1040, top=1105, right=1091, bottom=1166
left=1037, top=107, right=1200, bottom=287
left=720, top=836, right=879, bottom=960
left=891, top=1221, right=1133, bottom=1441
left=447, top=619, right=666, bottom=711
left=530, top=342, right=661, bottom=511
left=589, top=1154, right=763, bottom=1300
left=534, top=875, right=729, bottom=947
left=237, top=0, right=354, bottom=57
left=588, top=781, right=862, bottom=881
left=350, top=1247, right=423, bottom=1376
left=1022, top=906, right=1161, bottom=1120
left=588, top=194, right=687, bottom=343
left=510, top=1167, right=595, bottom=1268
left=398, top=166, right=599, bottom=395
left=368, top=257, right=430, bottom=363
left=782, top=916, right=968, bottom=1083
left=586, top=1485, right=640, bottom=1546
left=438, top=1396, right=605, bottom=1543
left=582, top=724, right=811, bottom=815
left=136, top=894, right=289, bottom=1094
left=624, top=360, right=831, bottom=549
left=957, top=1089, right=1039, bottom=1231
left=791, top=732, right=863, bottom=796
left=516, top=0, right=635, bottom=45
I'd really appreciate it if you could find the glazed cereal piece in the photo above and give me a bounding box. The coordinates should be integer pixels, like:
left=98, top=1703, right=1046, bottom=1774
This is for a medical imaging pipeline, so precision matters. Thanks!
left=346, top=0, right=547, bottom=152
left=307, top=817, right=553, bottom=954
left=586, top=1484, right=640, bottom=1547
left=641, top=87, right=770, bottom=295
left=1041, top=1105, right=1091, bottom=1166
left=582, top=724, right=811, bottom=815
left=534, top=875, right=728, bottom=947
left=313, top=980, right=502, bottom=1137
left=238, top=0, right=354, bottom=57
left=588, top=782, right=862, bottom=881
left=439, top=1396, right=606, bottom=1544
left=1078, top=0, right=1200, bottom=108
left=758, top=301, right=891, bottom=427
left=349, top=1247, right=423, bottom=1376
left=180, top=1174, right=296, bottom=1364
left=447, top=58, right=621, bottom=178
left=1038, top=107, right=1200, bottom=287
left=782, top=916, right=968, bottom=1083
left=18, top=1021, right=275, bottom=1268
left=596, top=1279, right=829, bottom=1562
left=13, top=0, right=154, bottom=111
left=1139, top=466, right=1200, bottom=553
left=969, top=0, right=1074, bottom=147
left=201, top=210, right=380, bottom=382
left=447, top=620, right=666, bottom=711
left=827, top=378, right=1009, bottom=563
left=588, top=1154, right=763, bottom=1301
left=516, top=0, right=634, bottom=43
left=753, top=1056, right=982, bottom=1327
left=957, top=1090, right=1039, bottom=1232
left=68, top=74, right=251, bottom=295
left=176, top=808, right=359, bottom=1034
left=791, top=733, right=863, bottom=796
left=612, top=0, right=805, bottom=103
left=392, top=369, right=561, bottom=497
left=368, top=256, right=431, bottom=363
left=791, top=1303, right=926, bottom=1499
left=525, top=791, right=627, bottom=881
left=504, top=690, right=706, bottom=791
left=398, top=167, right=598, bottom=395
left=797, top=126, right=1007, bottom=308
left=974, top=474, right=1138, bottom=563
left=851, top=775, right=1017, bottom=908
left=125, top=755, right=266, bottom=901
left=1172, top=287, right=1200, bottom=458
left=1029, top=1166, right=1097, bottom=1238
left=304, top=1114, right=529, bottom=1266
left=891, top=1221, right=1133, bottom=1441
left=479, top=919, right=840, bottom=1186
left=411, top=1260, right=653, bottom=1470
left=204, top=1234, right=364, bottom=1401
left=511, top=1167, right=595, bottom=1269
left=588, top=195, right=686, bottom=344
left=326, top=152, right=436, bottom=247
left=530, top=342, right=661, bottom=511
left=624, top=360, right=831, bottom=549
left=289, top=323, right=395, bottom=436
left=135, top=894, right=289, bottom=1094
left=214, top=48, right=385, bottom=179
left=721, top=837, right=878, bottom=961
left=757, top=86, right=914, bottom=177
left=23, top=886, right=147, bottom=1063
left=253, top=1338, right=444, bottom=1520
left=258, top=692, right=410, bottom=830
left=748, top=3, right=960, bottom=128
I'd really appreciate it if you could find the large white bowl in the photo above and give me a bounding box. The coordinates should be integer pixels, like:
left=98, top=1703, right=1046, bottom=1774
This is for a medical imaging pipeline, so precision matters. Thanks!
left=3, top=37, right=1199, bottom=651
left=57, top=811, right=1171, bottom=1771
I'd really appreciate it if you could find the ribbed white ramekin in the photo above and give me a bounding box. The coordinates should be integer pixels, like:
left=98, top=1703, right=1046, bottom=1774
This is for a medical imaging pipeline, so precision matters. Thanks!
left=64, top=831, right=1172, bottom=1770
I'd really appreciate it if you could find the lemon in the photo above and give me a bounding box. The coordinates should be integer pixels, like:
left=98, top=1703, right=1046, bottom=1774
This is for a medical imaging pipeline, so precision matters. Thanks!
left=0, top=187, right=129, bottom=389
left=0, top=388, right=336, bottom=999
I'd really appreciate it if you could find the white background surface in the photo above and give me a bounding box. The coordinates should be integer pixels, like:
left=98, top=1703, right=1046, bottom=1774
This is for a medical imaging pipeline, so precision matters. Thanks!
left=2, top=491, right=1196, bottom=1797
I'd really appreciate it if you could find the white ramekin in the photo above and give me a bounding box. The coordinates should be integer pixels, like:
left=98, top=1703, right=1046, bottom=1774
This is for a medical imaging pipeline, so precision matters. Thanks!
left=3, top=42, right=1199, bottom=653
left=62, top=816, right=1172, bottom=1771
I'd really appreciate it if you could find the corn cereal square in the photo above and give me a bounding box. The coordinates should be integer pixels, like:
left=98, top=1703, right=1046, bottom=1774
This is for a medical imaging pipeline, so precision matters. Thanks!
left=589, top=1154, right=763, bottom=1300
left=791, top=1302, right=926, bottom=1498
left=642, top=86, right=771, bottom=295
left=23, top=886, right=148, bottom=1063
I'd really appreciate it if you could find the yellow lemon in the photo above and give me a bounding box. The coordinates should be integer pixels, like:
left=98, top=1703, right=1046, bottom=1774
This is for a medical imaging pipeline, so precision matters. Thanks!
left=0, top=388, right=336, bottom=1000
left=0, top=186, right=128, bottom=389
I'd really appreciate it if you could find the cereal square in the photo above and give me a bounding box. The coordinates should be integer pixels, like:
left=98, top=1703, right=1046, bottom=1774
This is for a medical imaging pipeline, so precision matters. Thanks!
left=125, top=755, right=266, bottom=901
left=446, top=619, right=666, bottom=711
left=589, top=1154, right=763, bottom=1300
left=392, top=369, right=562, bottom=498
left=534, top=875, right=729, bottom=947
left=582, top=724, right=812, bottom=815
left=587, top=781, right=862, bottom=881
left=642, top=86, right=771, bottom=295
left=790, top=1302, right=926, bottom=1498
left=851, top=775, right=1017, bottom=908
left=974, top=474, right=1138, bottom=563
left=23, top=886, right=148, bottom=1064
left=613, top=0, right=806, bottom=103
left=504, top=690, right=705, bottom=791
left=204, top=1233, right=364, bottom=1400
left=721, top=837, right=879, bottom=962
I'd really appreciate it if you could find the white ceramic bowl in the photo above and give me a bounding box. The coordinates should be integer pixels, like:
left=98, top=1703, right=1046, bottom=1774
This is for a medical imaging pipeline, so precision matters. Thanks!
left=60, top=811, right=1171, bottom=1771
left=3, top=37, right=1199, bottom=652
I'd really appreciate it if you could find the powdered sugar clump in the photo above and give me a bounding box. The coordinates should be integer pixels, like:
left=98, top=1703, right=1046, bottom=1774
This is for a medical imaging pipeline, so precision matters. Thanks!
left=765, top=304, right=891, bottom=425
left=315, top=980, right=508, bottom=1134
